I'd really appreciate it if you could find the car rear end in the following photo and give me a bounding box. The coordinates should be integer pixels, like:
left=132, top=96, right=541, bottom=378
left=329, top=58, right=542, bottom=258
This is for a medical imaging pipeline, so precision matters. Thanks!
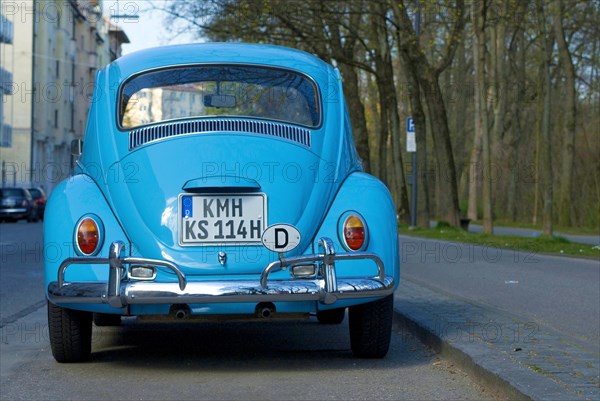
left=0, top=188, right=33, bottom=222
left=28, top=187, right=47, bottom=219
left=44, top=44, right=399, bottom=362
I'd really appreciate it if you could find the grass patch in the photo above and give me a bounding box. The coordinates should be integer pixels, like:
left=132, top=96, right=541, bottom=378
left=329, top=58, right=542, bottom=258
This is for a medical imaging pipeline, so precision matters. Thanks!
left=400, top=224, right=600, bottom=259
left=477, top=219, right=600, bottom=236
left=528, top=365, right=546, bottom=374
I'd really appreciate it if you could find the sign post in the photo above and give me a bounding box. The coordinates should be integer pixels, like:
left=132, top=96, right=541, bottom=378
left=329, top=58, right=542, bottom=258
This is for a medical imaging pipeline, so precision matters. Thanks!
left=406, top=117, right=417, bottom=227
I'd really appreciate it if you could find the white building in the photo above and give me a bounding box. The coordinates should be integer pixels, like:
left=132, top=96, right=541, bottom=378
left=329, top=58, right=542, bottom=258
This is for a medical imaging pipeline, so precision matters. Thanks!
left=0, top=0, right=129, bottom=192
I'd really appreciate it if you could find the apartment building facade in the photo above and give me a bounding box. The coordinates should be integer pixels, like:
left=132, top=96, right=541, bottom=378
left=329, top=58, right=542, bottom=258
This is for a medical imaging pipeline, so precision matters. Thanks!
left=1, top=10, right=18, bottom=175
left=0, top=0, right=129, bottom=192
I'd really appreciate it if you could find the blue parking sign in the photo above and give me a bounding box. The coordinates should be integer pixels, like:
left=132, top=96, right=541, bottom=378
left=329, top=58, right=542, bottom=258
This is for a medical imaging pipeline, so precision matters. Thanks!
left=406, top=117, right=415, bottom=133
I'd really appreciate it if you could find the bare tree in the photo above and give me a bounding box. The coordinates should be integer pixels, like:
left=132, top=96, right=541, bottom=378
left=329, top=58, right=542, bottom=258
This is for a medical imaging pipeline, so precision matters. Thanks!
left=538, top=0, right=554, bottom=236
left=553, top=0, right=577, bottom=227
left=472, top=0, right=493, bottom=233
left=390, top=0, right=466, bottom=227
left=155, top=0, right=600, bottom=231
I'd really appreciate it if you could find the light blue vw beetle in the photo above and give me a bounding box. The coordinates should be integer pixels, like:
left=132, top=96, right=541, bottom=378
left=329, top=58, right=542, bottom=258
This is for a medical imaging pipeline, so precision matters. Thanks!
left=45, top=43, right=399, bottom=362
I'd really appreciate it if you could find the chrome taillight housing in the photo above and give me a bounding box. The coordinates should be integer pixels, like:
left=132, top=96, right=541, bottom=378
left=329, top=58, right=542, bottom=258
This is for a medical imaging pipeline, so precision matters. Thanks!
left=340, top=213, right=368, bottom=251
left=74, top=216, right=103, bottom=255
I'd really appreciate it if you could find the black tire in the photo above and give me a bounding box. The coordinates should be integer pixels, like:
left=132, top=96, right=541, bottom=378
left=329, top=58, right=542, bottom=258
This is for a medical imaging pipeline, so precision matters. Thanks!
left=316, top=308, right=346, bottom=324
left=349, top=295, right=393, bottom=358
left=93, top=313, right=121, bottom=327
left=28, top=208, right=38, bottom=223
left=47, top=301, right=93, bottom=363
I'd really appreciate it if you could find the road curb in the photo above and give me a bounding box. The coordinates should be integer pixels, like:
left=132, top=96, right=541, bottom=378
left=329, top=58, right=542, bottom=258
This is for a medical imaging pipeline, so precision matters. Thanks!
left=393, top=279, right=600, bottom=401
left=393, top=308, right=531, bottom=401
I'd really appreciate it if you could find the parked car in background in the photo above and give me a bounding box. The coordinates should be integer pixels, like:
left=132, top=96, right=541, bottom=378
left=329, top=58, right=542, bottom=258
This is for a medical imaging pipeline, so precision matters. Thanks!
left=0, top=188, right=38, bottom=222
left=44, top=43, right=400, bottom=362
left=28, top=187, right=47, bottom=220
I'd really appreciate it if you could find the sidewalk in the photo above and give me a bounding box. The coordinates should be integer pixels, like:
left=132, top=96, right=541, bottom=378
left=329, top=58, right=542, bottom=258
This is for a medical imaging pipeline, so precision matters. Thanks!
left=394, top=279, right=600, bottom=401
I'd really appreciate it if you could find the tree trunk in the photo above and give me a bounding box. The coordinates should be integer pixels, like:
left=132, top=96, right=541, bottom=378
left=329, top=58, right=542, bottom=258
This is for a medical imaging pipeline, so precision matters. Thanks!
left=376, top=79, right=390, bottom=186
left=505, top=120, right=520, bottom=223
left=389, top=94, right=411, bottom=223
left=467, top=128, right=482, bottom=221
left=326, top=5, right=372, bottom=174
left=553, top=0, right=576, bottom=227
left=368, top=3, right=390, bottom=184
left=338, top=63, right=372, bottom=173
left=391, top=0, right=464, bottom=227
left=403, top=60, right=430, bottom=227
left=533, top=94, right=542, bottom=226
left=421, top=74, right=461, bottom=226
left=374, top=60, right=410, bottom=223
left=506, top=26, right=525, bottom=222
left=365, top=73, right=381, bottom=173
left=453, top=39, right=470, bottom=209
left=490, top=4, right=508, bottom=220
left=368, top=1, right=410, bottom=221
left=472, top=0, right=493, bottom=234
left=539, top=0, right=554, bottom=236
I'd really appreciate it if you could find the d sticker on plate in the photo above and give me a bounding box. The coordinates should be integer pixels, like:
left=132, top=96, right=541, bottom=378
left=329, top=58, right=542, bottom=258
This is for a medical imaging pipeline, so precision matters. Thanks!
left=261, top=224, right=301, bottom=253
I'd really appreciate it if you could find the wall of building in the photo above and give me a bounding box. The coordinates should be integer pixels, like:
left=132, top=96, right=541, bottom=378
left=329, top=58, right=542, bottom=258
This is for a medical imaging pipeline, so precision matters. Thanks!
left=1, top=4, right=33, bottom=188
left=0, top=0, right=128, bottom=192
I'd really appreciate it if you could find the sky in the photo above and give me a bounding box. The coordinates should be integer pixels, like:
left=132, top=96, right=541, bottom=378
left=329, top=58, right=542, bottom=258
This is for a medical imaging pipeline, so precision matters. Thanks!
left=109, top=1, right=199, bottom=55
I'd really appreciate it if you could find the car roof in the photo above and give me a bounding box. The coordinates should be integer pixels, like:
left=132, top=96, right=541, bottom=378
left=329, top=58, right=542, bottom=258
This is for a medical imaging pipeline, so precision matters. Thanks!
left=0, top=188, right=29, bottom=195
left=111, top=43, right=334, bottom=87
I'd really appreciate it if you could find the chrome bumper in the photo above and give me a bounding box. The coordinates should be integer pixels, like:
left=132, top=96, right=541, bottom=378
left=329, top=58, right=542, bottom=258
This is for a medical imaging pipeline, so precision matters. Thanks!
left=47, top=238, right=394, bottom=308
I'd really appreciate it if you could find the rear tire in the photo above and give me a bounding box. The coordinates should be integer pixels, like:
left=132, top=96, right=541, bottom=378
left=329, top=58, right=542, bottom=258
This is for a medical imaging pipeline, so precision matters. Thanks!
left=349, top=295, right=393, bottom=358
left=316, top=308, right=346, bottom=324
left=47, top=301, right=93, bottom=363
left=93, top=313, right=121, bottom=327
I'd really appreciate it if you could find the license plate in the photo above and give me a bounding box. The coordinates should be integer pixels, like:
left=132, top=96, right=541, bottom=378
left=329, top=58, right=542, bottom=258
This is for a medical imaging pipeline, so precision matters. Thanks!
left=179, top=194, right=267, bottom=246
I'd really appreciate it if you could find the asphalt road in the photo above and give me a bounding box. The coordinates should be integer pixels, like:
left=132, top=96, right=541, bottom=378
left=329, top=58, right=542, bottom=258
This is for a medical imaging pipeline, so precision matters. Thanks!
left=0, top=221, right=45, bottom=325
left=399, top=234, right=600, bottom=354
left=0, top=222, right=494, bottom=401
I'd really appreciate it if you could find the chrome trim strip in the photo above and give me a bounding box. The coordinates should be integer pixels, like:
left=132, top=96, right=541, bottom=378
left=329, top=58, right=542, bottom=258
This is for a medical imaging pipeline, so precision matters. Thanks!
left=128, top=118, right=312, bottom=150
left=259, top=247, right=385, bottom=289
left=47, top=276, right=395, bottom=306
left=51, top=239, right=389, bottom=307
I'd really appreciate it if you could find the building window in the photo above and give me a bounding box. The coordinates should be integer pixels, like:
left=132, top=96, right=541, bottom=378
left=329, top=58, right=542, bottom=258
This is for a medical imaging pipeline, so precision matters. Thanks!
left=71, top=14, right=76, bottom=40
left=0, top=124, right=12, bottom=147
left=1, top=14, right=14, bottom=44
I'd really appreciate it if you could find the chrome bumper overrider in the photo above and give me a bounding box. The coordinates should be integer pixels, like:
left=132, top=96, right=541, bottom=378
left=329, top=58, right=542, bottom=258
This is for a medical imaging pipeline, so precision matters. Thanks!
left=47, top=238, right=394, bottom=308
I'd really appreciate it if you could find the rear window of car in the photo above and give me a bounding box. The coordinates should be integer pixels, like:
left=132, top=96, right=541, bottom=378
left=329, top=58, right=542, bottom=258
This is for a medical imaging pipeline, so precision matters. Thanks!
left=119, top=65, right=320, bottom=129
left=29, top=189, right=41, bottom=197
left=0, top=189, right=24, bottom=197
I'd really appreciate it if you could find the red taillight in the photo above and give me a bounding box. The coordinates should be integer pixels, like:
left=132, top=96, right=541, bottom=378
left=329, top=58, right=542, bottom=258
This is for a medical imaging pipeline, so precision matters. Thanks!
left=22, top=200, right=29, bottom=207
left=76, top=218, right=100, bottom=255
left=343, top=215, right=365, bottom=251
